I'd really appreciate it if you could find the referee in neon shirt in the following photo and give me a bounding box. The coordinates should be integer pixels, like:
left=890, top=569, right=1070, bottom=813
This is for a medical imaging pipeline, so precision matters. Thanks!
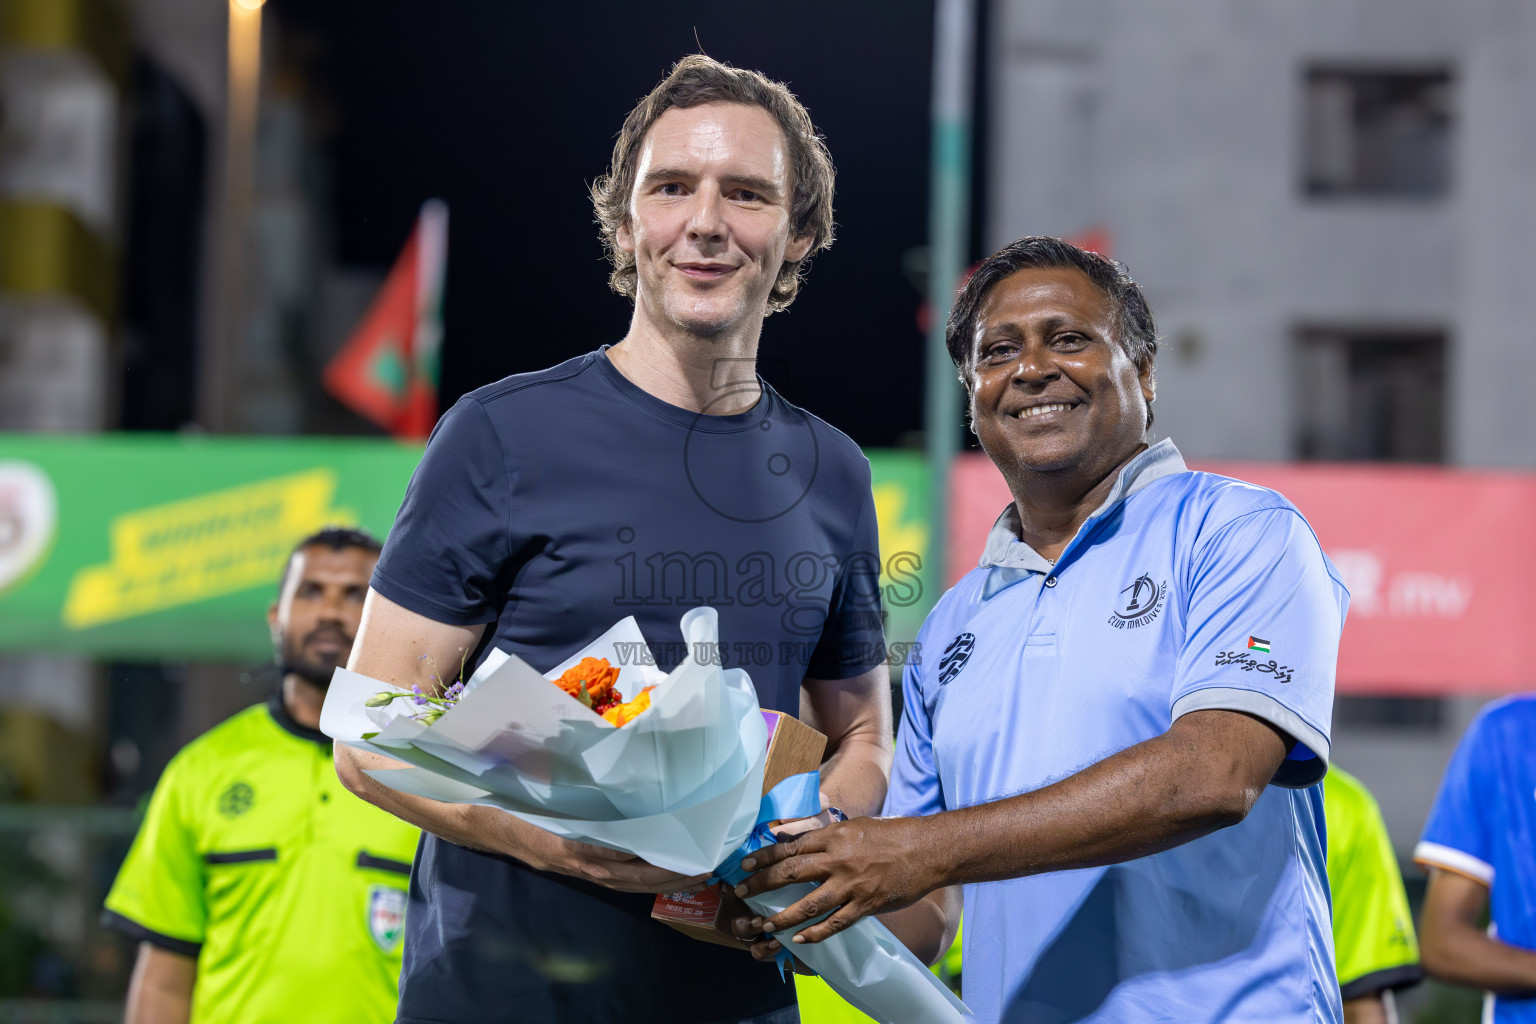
left=737, top=237, right=1347, bottom=1023
left=1326, top=767, right=1421, bottom=1023
left=103, top=528, right=420, bottom=1023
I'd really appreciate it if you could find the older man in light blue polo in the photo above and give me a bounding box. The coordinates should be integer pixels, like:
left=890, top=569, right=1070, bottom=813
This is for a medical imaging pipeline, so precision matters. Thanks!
left=736, top=237, right=1346, bottom=1024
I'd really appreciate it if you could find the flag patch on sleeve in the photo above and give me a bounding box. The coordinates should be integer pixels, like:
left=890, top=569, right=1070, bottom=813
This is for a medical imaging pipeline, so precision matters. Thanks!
left=1247, top=637, right=1271, bottom=654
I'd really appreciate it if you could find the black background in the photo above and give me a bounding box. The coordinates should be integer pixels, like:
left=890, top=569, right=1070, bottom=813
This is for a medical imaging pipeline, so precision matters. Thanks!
left=283, top=0, right=965, bottom=448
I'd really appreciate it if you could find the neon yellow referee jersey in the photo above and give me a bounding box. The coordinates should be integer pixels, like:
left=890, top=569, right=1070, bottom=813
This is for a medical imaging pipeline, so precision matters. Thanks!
left=103, top=693, right=420, bottom=1024
left=1323, top=766, right=1422, bottom=1000
left=797, top=921, right=963, bottom=1022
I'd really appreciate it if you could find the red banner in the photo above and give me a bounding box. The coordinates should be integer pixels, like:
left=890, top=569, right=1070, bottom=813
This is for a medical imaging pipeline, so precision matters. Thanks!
left=946, top=454, right=1536, bottom=695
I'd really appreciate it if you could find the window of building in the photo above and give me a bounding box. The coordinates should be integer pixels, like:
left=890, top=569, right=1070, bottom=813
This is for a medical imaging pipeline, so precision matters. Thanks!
left=1294, top=328, right=1446, bottom=463
left=1303, top=67, right=1454, bottom=197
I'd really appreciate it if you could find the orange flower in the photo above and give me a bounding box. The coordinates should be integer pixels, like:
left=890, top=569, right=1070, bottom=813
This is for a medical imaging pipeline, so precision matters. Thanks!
left=601, top=686, right=656, bottom=727
left=553, top=657, right=619, bottom=706
left=550, top=658, right=653, bottom=726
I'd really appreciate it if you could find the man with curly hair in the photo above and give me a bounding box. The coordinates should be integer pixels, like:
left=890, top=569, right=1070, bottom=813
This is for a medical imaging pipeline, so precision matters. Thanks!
left=336, top=55, right=892, bottom=1024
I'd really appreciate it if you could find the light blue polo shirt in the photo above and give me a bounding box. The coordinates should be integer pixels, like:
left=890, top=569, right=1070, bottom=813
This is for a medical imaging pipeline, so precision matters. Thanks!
left=886, top=439, right=1346, bottom=1024
left=1415, top=695, right=1536, bottom=1024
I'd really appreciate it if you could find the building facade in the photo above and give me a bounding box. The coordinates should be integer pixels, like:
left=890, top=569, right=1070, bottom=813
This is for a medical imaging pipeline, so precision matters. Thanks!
left=986, top=0, right=1536, bottom=854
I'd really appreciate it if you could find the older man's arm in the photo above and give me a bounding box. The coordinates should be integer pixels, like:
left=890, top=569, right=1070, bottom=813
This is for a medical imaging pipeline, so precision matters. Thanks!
left=333, top=589, right=708, bottom=893
left=736, top=707, right=1289, bottom=943
left=724, top=663, right=895, bottom=964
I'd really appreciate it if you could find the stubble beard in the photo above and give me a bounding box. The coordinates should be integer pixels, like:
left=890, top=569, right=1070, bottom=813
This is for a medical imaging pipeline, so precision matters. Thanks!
left=278, top=632, right=346, bottom=689
left=657, top=284, right=745, bottom=340
left=640, top=256, right=768, bottom=343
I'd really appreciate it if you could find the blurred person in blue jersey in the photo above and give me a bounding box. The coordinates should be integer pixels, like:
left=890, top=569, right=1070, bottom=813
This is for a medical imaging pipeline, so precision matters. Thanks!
left=334, top=55, right=892, bottom=1024
left=1415, top=695, right=1536, bottom=1023
left=737, top=237, right=1347, bottom=1024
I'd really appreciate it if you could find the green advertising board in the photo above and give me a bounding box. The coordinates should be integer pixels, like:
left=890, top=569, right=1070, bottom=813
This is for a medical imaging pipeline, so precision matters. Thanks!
left=865, top=450, right=933, bottom=648
left=0, top=435, right=934, bottom=661
left=0, top=434, right=422, bottom=660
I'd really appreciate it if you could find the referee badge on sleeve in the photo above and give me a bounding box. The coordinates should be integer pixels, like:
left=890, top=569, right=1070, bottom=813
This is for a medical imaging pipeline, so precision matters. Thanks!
left=368, top=885, right=407, bottom=952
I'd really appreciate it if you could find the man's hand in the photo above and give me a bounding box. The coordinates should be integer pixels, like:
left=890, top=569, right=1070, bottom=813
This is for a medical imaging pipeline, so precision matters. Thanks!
left=735, top=709, right=1287, bottom=945
left=721, top=885, right=784, bottom=962
left=767, top=805, right=838, bottom=842
left=337, top=742, right=705, bottom=894
left=517, top=828, right=709, bottom=894
left=720, top=881, right=818, bottom=972
left=734, top=815, right=941, bottom=944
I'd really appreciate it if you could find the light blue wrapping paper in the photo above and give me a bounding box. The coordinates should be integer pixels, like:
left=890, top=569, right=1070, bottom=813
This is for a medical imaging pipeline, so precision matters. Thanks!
left=322, top=607, right=768, bottom=876
left=716, top=775, right=972, bottom=1023
left=320, top=606, right=969, bottom=1021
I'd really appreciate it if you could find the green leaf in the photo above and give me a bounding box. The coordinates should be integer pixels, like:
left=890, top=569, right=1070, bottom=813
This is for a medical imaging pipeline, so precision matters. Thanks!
left=361, top=731, right=379, bottom=740
left=577, top=681, right=593, bottom=708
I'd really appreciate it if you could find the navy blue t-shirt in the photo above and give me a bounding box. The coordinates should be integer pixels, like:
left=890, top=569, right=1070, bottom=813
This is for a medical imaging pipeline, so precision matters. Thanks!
left=372, top=348, right=886, bottom=1024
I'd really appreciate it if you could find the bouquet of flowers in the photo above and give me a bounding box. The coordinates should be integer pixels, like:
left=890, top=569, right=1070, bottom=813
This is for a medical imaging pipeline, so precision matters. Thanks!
left=365, top=655, right=654, bottom=728
left=320, top=607, right=970, bottom=1022
left=322, top=607, right=767, bottom=875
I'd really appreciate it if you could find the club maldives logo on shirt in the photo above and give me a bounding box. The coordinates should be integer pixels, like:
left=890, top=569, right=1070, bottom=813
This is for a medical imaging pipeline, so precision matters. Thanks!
left=1109, top=573, right=1167, bottom=629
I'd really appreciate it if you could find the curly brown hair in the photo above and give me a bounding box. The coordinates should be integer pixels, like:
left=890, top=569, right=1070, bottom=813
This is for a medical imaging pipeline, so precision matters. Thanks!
left=590, top=55, right=836, bottom=314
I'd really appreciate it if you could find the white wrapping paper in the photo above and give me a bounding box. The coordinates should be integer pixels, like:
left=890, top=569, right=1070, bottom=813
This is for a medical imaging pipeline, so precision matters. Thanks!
left=321, top=607, right=767, bottom=876
left=321, top=606, right=971, bottom=1021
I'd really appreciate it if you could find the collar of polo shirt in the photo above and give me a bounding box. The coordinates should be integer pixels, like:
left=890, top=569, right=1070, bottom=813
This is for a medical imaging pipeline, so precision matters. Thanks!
left=979, top=438, right=1188, bottom=598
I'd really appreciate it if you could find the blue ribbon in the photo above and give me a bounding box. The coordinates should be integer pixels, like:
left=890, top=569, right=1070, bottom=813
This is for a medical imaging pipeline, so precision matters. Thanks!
left=712, top=770, right=822, bottom=975
left=716, top=770, right=822, bottom=886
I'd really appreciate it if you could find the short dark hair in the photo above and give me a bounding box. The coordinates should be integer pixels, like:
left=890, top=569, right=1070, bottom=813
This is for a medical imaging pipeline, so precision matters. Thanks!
left=945, top=236, right=1158, bottom=427
left=275, top=526, right=382, bottom=596
left=590, top=54, right=836, bottom=314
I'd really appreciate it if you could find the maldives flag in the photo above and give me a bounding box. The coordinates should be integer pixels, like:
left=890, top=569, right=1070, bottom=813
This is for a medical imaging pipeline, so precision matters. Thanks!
left=323, top=200, right=448, bottom=439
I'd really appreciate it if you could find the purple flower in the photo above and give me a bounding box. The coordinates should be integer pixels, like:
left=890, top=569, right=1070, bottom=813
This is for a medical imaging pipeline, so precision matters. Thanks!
left=411, top=684, right=429, bottom=706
